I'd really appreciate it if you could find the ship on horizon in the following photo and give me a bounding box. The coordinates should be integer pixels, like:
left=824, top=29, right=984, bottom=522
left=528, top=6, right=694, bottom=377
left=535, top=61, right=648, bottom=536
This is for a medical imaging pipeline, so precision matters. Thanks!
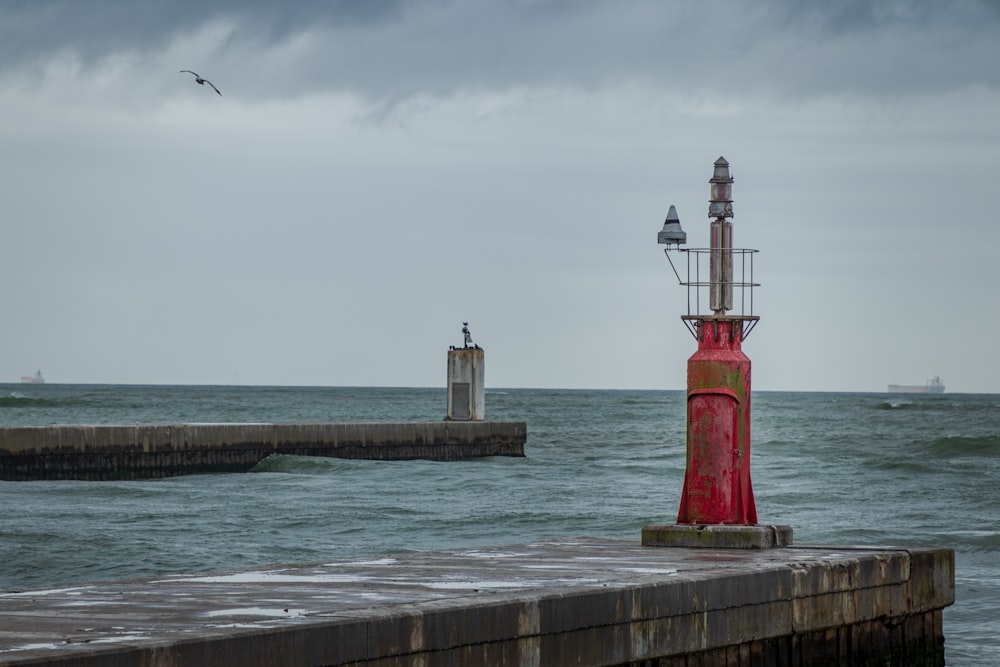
left=20, top=370, right=45, bottom=384
left=887, top=375, right=944, bottom=394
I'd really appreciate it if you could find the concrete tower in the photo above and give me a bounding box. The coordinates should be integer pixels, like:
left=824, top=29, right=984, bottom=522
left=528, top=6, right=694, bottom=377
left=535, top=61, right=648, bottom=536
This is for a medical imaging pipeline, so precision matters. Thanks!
left=446, top=322, right=485, bottom=421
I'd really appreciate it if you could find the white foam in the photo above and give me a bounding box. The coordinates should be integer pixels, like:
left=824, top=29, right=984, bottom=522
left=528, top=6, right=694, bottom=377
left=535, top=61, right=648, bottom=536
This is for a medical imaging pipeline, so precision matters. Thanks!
left=0, top=643, right=66, bottom=653
left=204, top=607, right=306, bottom=618
left=324, top=558, right=397, bottom=567
left=160, top=571, right=369, bottom=584
left=0, top=586, right=92, bottom=598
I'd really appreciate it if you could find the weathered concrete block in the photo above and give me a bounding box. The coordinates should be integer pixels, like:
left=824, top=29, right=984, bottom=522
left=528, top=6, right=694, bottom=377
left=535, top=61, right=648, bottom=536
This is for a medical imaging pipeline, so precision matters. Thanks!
left=908, top=548, right=956, bottom=612
left=642, top=524, right=793, bottom=549
left=539, top=587, right=634, bottom=633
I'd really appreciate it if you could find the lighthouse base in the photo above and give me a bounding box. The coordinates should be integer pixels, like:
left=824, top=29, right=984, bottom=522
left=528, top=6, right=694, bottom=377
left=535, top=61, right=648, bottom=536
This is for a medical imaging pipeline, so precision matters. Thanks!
left=642, top=523, right=794, bottom=549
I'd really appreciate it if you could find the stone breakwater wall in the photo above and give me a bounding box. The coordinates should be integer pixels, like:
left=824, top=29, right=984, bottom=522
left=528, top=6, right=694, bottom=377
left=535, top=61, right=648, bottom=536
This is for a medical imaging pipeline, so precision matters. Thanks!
left=0, top=421, right=527, bottom=480
left=0, top=539, right=954, bottom=667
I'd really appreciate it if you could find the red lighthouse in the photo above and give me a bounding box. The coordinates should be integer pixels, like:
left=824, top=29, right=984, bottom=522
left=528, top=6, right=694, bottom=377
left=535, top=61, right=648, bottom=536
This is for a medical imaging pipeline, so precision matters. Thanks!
left=644, top=157, right=791, bottom=549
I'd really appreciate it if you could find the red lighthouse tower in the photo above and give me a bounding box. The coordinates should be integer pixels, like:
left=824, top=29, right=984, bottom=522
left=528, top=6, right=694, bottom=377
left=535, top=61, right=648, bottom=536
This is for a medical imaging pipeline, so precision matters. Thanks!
left=643, top=157, right=791, bottom=549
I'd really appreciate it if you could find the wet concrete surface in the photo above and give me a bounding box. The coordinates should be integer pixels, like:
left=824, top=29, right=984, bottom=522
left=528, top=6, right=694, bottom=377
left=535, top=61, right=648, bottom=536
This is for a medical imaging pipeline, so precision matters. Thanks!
left=0, top=537, right=954, bottom=666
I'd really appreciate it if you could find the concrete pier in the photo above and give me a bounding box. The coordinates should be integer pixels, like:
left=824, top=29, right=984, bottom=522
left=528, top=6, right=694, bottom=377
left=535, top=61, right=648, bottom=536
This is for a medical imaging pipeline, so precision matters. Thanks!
left=0, top=538, right=953, bottom=666
left=0, top=421, right=526, bottom=481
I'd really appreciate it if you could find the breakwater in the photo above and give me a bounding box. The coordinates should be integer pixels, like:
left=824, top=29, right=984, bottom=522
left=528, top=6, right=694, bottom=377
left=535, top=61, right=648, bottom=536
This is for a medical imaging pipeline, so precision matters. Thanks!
left=0, top=538, right=954, bottom=666
left=0, top=421, right=526, bottom=480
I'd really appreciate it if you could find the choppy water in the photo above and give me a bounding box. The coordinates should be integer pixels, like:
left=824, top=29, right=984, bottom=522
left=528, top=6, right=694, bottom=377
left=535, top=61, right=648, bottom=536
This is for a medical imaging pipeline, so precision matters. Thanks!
left=1, top=384, right=998, bottom=665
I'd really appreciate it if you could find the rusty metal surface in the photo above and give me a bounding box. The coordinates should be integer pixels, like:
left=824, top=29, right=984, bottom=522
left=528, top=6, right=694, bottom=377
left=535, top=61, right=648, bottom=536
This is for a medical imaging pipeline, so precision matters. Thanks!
left=677, top=318, right=757, bottom=525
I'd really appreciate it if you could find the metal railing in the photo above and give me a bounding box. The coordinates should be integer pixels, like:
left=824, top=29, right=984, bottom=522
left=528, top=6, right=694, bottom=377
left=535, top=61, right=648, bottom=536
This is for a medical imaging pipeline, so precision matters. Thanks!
left=663, top=247, right=760, bottom=340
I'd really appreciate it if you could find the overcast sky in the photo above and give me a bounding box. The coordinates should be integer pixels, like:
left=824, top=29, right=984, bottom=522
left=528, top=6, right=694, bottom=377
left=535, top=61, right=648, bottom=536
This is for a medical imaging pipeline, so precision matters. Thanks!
left=2, top=0, right=998, bottom=393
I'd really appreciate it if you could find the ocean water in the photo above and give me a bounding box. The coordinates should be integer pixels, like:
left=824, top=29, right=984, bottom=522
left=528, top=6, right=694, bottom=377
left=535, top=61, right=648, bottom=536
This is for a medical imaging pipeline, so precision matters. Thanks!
left=1, top=384, right=997, bottom=665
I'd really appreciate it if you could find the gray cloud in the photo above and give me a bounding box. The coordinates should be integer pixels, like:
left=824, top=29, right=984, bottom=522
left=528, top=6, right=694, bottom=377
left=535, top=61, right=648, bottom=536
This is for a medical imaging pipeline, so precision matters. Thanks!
left=0, top=0, right=403, bottom=62
left=3, top=0, right=998, bottom=102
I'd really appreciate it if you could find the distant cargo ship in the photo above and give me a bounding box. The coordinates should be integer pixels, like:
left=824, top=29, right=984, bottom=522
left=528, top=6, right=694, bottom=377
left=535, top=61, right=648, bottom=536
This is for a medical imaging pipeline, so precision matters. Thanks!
left=887, top=376, right=944, bottom=394
left=20, top=370, right=45, bottom=384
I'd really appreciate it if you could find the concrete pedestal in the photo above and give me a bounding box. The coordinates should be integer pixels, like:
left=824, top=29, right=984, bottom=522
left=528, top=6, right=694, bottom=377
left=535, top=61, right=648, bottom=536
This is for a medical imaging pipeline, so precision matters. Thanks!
left=642, top=523, right=794, bottom=549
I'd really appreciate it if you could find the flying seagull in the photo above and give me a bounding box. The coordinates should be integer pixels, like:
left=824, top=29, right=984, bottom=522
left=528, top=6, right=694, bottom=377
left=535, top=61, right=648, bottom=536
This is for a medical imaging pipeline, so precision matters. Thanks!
left=180, top=70, right=221, bottom=95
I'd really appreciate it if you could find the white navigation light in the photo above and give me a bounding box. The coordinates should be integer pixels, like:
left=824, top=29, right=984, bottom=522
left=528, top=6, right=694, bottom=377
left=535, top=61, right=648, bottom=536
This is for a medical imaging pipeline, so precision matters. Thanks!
left=708, top=157, right=734, bottom=219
